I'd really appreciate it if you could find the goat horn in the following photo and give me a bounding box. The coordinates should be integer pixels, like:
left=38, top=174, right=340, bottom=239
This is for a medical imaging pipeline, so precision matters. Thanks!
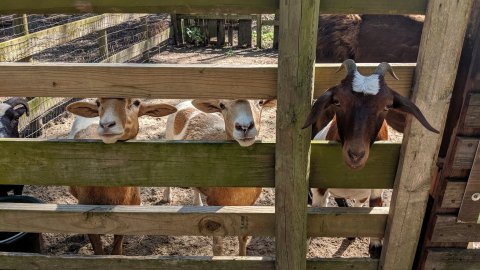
left=5, top=97, right=30, bottom=116
left=374, top=62, right=399, bottom=80
left=335, top=59, right=357, bottom=75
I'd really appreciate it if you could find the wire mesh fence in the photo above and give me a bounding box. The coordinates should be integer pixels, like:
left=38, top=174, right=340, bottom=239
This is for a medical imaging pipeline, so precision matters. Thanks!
left=0, top=13, right=171, bottom=137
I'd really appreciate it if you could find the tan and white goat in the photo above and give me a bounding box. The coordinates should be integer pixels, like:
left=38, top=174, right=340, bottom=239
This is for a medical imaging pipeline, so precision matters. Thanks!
left=165, top=99, right=274, bottom=256
left=66, top=98, right=176, bottom=255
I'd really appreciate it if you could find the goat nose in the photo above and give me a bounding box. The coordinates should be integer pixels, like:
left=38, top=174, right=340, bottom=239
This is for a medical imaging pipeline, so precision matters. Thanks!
left=348, top=150, right=365, bottom=162
left=100, top=121, right=116, bottom=129
left=235, top=121, right=255, bottom=133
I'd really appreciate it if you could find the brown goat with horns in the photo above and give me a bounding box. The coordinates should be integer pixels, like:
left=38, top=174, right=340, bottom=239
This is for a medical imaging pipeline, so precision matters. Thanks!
left=303, top=59, right=439, bottom=258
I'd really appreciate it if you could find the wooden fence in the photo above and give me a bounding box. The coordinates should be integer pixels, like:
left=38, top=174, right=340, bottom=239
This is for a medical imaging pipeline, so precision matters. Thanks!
left=0, top=1, right=477, bottom=270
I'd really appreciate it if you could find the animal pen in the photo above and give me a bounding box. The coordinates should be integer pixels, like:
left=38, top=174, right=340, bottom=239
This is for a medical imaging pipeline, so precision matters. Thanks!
left=0, top=1, right=478, bottom=270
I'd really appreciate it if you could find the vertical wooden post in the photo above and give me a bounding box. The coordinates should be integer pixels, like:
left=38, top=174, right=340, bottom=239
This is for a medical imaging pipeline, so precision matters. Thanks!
left=217, top=20, right=225, bottom=48
left=141, top=17, right=150, bottom=62
left=275, top=0, right=319, bottom=269
left=238, top=19, right=252, bottom=47
left=13, top=14, right=31, bottom=62
left=171, top=14, right=183, bottom=46
left=379, top=1, right=474, bottom=270
left=256, top=14, right=262, bottom=49
left=97, top=29, right=108, bottom=59
left=228, top=20, right=234, bottom=46
left=273, top=11, right=279, bottom=50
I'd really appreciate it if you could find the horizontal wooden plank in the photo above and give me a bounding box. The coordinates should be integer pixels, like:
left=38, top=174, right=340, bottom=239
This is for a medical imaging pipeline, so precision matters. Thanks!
left=424, top=248, right=480, bottom=270
left=0, top=0, right=278, bottom=15
left=0, top=63, right=415, bottom=99
left=319, top=0, right=427, bottom=15
left=0, top=203, right=389, bottom=237
left=0, top=0, right=427, bottom=15
left=452, top=137, right=479, bottom=169
left=431, top=215, right=480, bottom=242
left=441, top=180, right=467, bottom=208
left=0, top=140, right=399, bottom=189
left=0, top=14, right=145, bottom=62
left=0, top=253, right=379, bottom=270
left=101, top=28, right=170, bottom=63
left=465, top=93, right=480, bottom=128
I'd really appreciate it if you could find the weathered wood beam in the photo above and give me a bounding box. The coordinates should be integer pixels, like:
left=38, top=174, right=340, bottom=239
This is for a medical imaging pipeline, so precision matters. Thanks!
left=101, top=28, right=170, bottom=63
left=441, top=180, right=467, bottom=208
left=424, top=248, right=480, bottom=270
left=0, top=253, right=379, bottom=270
left=0, top=204, right=388, bottom=237
left=275, top=0, right=319, bottom=269
left=379, top=1, right=475, bottom=269
left=0, top=140, right=399, bottom=188
left=0, top=0, right=428, bottom=15
left=0, top=63, right=415, bottom=99
left=0, top=14, right=145, bottom=62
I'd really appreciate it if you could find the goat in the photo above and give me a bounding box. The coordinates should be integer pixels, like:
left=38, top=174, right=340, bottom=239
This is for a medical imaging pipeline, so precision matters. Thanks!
left=0, top=98, right=30, bottom=197
left=66, top=98, right=177, bottom=255
left=316, top=15, right=424, bottom=63
left=164, top=99, right=274, bottom=256
left=303, top=59, right=438, bottom=258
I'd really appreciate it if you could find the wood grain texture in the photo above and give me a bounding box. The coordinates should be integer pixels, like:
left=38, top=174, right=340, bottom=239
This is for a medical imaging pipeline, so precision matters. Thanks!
left=458, top=142, right=480, bottom=222
left=464, top=93, right=480, bottom=128
left=0, top=253, right=379, bottom=270
left=275, top=0, right=319, bottom=269
left=101, top=28, right=170, bottom=63
left=0, top=0, right=427, bottom=15
left=0, top=140, right=399, bottom=188
left=0, top=204, right=388, bottom=237
left=431, top=215, right=480, bottom=242
left=319, top=0, right=427, bottom=14
left=452, top=137, right=480, bottom=169
left=0, top=0, right=277, bottom=15
left=0, top=14, right=145, bottom=62
left=424, top=248, right=480, bottom=270
left=0, top=63, right=414, bottom=99
left=441, top=180, right=467, bottom=209
left=379, top=1, right=475, bottom=269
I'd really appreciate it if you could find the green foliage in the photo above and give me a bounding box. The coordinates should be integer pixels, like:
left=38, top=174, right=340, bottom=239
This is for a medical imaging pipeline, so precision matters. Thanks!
left=185, top=26, right=206, bottom=46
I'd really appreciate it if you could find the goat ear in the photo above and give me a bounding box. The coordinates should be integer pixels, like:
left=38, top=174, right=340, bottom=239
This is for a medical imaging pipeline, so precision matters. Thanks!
left=385, top=109, right=407, bottom=133
left=302, top=88, right=335, bottom=139
left=260, top=99, right=276, bottom=108
left=66, top=102, right=99, bottom=118
left=191, top=99, right=222, bottom=113
left=139, top=103, right=177, bottom=117
left=391, top=91, right=439, bottom=133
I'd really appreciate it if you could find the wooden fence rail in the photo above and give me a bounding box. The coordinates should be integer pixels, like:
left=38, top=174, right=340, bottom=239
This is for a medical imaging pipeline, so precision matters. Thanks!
left=0, top=253, right=379, bottom=270
left=0, top=140, right=399, bottom=188
left=0, top=204, right=388, bottom=238
left=0, top=0, right=428, bottom=15
left=0, top=63, right=416, bottom=98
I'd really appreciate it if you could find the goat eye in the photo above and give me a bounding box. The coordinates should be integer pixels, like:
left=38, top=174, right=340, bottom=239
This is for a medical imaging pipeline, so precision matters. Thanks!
left=133, top=100, right=141, bottom=107
left=219, top=103, right=226, bottom=110
left=258, top=100, right=264, bottom=106
left=95, top=101, right=100, bottom=107
left=333, top=99, right=341, bottom=107
left=385, top=105, right=393, bottom=111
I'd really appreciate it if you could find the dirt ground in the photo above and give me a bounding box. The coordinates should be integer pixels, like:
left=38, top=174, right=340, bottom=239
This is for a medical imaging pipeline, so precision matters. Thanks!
left=17, top=45, right=404, bottom=258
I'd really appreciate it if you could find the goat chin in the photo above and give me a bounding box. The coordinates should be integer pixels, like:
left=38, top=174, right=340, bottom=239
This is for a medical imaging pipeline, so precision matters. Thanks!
left=101, top=136, right=122, bottom=144
left=235, top=137, right=256, bottom=147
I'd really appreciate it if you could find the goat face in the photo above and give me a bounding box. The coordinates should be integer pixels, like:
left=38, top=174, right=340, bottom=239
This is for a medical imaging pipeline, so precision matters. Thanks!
left=67, top=98, right=177, bottom=144
left=0, top=98, right=29, bottom=138
left=303, top=60, right=438, bottom=169
left=192, top=99, right=275, bottom=147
